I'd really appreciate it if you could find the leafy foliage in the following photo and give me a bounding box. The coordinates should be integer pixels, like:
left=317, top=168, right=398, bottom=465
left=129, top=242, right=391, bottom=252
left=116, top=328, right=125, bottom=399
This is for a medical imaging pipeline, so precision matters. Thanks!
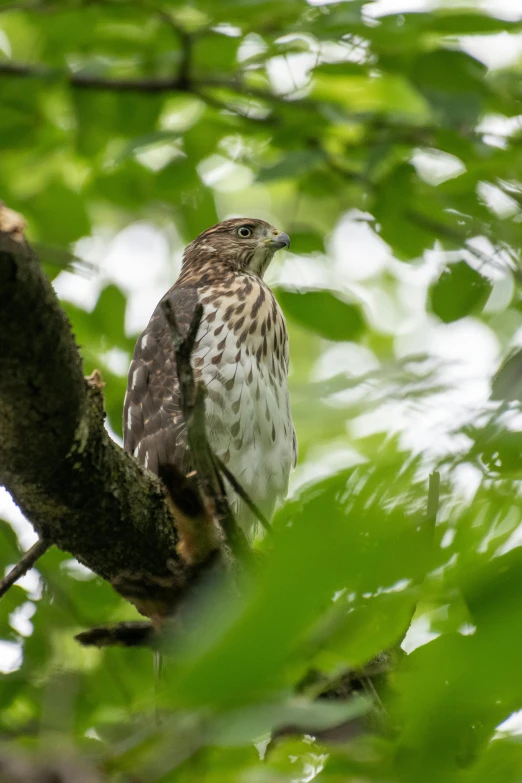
left=2, top=0, right=522, bottom=781
left=429, top=260, right=493, bottom=323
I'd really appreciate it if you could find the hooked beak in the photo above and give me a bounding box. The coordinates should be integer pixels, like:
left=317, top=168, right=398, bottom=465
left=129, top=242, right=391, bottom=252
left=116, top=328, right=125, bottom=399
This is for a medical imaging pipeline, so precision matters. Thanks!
left=265, top=232, right=290, bottom=250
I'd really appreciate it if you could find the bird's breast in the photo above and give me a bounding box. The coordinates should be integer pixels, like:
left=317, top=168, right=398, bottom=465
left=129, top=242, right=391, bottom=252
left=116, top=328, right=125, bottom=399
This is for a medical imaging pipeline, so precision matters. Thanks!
left=196, top=278, right=288, bottom=369
left=190, top=278, right=294, bottom=524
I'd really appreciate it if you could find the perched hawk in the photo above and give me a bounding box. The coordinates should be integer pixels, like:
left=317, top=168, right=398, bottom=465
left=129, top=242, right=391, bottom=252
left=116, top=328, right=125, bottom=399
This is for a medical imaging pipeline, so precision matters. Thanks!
left=123, top=218, right=297, bottom=539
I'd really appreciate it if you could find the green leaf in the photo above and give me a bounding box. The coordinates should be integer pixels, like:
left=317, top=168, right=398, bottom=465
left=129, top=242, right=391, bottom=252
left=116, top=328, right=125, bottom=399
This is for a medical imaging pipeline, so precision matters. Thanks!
left=429, top=261, right=492, bottom=323
left=194, top=32, right=240, bottom=72
left=24, top=182, right=90, bottom=246
left=162, top=466, right=431, bottom=709
left=257, top=150, right=324, bottom=182
left=0, top=520, right=22, bottom=567
left=491, top=348, right=522, bottom=403
left=312, top=73, right=430, bottom=118
left=0, top=77, right=43, bottom=149
left=115, top=130, right=181, bottom=164
left=73, top=90, right=162, bottom=157
left=287, top=228, right=324, bottom=254
left=425, top=12, right=522, bottom=35
left=372, top=164, right=445, bottom=260
left=91, top=285, right=129, bottom=350
left=208, top=696, right=367, bottom=746
left=394, top=546, right=522, bottom=780
left=90, top=160, right=155, bottom=210
left=276, top=287, right=365, bottom=342
left=410, top=49, right=487, bottom=125
left=0, top=585, right=27, bottom=639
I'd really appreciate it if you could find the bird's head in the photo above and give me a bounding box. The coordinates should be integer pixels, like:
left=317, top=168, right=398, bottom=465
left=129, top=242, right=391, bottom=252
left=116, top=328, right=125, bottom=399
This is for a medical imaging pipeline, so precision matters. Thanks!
left=182, top=218, right=290, bottom=279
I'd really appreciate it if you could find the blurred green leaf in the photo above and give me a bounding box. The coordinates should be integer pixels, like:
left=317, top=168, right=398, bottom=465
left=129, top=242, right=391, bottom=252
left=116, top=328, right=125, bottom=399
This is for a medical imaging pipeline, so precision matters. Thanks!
left=209, top=696, right=367, bottom=745
left=429, top=261, right=493, bottom=323
left=287, top=228, right=324, bottom=254
left=73, top=90, right=162, bottom=156
left=194, top=32, right=240, bottom=71
left=393, top=546, right=522, bottom=782
left=312, top=73, right=430, bottom=118
left=162, top=466, right=431, bottom=709
left=276, top=287, right=365, bottom=342
left=491, top=348, right=522, bottom=402
left=410, top=49, right=487, bottom=125
left=0, top=586, right=28, bottom=639
left=24, top=182, right=90, bottom=246
left=0, top=519, right=22, bottom=567
left=257, top=150, right=324, bottom=182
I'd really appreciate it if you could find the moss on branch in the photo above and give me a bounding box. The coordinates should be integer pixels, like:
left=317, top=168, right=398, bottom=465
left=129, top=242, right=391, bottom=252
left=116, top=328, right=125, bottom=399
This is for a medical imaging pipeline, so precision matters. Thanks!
left=0, top=211, right=218, bottom=619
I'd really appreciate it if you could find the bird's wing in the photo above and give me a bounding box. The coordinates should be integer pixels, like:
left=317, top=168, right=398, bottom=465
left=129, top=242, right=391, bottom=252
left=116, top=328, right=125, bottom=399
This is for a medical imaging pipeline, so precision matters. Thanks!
left=123, top=284, right=199, bottom=479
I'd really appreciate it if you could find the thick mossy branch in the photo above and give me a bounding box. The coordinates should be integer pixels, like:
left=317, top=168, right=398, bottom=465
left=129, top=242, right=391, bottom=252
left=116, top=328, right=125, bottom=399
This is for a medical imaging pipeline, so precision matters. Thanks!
left=0, top=213, right=217, bottom=618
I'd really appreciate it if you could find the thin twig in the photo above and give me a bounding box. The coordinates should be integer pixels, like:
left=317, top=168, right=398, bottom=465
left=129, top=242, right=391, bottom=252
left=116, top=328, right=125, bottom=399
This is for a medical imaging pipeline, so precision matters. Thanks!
left=361, top=674, right=388, bottom=719
left=0, top=61, right=188, bottom=92
left=215, top=456, right=273, bottom=537
left=0, top=60, right=305, bottom=106
left=193, top=88, right=278, bottom=126
left=0, top=538, right=51, bottom=599
left=151, top=5, right=193, bottom=90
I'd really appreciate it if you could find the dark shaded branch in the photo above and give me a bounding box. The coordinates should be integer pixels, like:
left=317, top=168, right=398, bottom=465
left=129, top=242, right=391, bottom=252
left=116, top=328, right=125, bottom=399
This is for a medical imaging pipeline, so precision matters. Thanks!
left=75, top=621, right=156, bottom=648
left=0, top=61, right=294, bottom=105
left=0, top=538, right=51, bottom=599
left=0, top=61, right=187, bottom=93
left=151, top=5, right=194, bottom=90
left=0, top=207, right=217, bottom=619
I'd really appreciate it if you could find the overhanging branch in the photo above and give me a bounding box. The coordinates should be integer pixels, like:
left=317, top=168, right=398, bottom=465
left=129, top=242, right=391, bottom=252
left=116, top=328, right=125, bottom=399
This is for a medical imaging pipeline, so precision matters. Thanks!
left=0, top=61, right=293, bottom=106
left=0, top=61, right=188, bottom=93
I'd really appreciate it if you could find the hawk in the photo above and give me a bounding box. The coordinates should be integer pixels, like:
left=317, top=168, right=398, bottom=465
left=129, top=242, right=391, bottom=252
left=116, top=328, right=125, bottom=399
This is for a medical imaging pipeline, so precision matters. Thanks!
left=123, top=218, right=297, bottom=541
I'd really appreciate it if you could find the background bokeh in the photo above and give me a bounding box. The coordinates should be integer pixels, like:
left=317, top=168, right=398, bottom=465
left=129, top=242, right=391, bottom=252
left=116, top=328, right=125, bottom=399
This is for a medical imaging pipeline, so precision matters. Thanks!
left=2, top=0, right=522, bottom=780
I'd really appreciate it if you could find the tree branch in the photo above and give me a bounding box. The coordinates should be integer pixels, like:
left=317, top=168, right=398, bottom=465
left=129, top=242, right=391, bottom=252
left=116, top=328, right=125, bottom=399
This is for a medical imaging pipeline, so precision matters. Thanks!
left=0, top=539, right=51, bottom=599
left=0, top=61, right=295, bottom=106
left=0, top=207, right=222, bottom=620
left=150, top=4, right=194, bottom=90
left=0, top=61, right=188, bottom=93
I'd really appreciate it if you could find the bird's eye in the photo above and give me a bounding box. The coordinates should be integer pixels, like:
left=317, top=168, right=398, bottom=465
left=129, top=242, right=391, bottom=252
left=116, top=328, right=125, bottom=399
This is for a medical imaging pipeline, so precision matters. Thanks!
left=237, top=226, right=252, bottom=238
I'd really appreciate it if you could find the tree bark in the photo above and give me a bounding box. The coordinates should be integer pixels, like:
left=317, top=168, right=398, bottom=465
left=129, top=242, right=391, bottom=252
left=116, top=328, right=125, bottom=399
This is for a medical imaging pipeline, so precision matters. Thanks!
left=0, top=208, right=213, bottom=618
